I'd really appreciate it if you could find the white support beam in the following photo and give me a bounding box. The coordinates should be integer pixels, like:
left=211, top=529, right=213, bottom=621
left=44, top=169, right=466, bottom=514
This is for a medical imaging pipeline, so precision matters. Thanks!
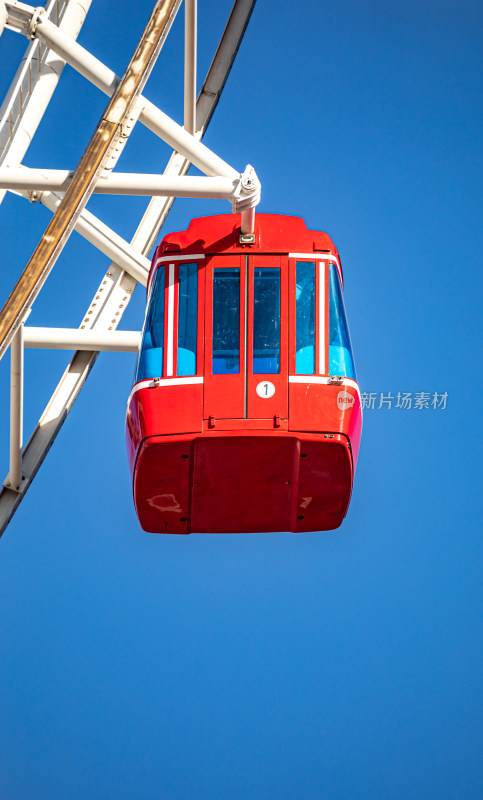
left=5, top=325, right=24, bottom=492
left=23, top=326, right=141, bottom=351
left=184, top=0, right=197, bottom=134
left=1, top=168, right=237, bottom=199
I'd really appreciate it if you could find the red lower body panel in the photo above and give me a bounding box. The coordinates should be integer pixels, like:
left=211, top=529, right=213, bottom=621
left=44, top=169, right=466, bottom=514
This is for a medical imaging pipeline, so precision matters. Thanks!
left=133, top=431, right=353, bottom=534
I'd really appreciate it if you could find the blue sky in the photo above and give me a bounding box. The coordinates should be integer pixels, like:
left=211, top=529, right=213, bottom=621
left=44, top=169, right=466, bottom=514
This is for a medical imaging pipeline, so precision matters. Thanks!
left=0, top=1, right=482, bottom=798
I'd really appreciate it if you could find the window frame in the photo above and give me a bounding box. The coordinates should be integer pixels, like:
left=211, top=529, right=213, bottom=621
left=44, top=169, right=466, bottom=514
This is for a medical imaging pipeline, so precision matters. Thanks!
left=145, top=255, right=204, bottom=381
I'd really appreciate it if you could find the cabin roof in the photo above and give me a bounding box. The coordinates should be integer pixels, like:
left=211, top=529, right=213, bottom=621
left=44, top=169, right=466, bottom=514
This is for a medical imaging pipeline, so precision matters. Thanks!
left=157, top=213, right=339, bottom=258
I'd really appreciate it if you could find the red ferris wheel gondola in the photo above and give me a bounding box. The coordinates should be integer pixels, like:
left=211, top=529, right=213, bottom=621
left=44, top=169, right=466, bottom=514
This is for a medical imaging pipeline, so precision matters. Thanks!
left=126, top=213, right=362, bottom=534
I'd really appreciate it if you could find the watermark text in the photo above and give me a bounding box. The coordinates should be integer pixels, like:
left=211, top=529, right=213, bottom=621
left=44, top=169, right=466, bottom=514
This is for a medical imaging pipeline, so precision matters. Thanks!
left=361, top=392, right=448, bottom=410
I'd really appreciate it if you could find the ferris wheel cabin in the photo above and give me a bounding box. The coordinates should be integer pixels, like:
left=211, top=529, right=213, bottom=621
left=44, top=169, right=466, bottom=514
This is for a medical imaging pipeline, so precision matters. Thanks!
left=126, top=213, right=362, bottom=534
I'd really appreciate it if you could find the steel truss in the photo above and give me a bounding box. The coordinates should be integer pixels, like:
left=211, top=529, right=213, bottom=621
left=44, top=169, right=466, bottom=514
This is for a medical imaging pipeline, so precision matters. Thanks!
left=0, top=0, right=259, bottom=535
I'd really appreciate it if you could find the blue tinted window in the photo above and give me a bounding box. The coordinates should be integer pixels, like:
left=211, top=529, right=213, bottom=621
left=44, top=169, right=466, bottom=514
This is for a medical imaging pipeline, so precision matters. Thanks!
left=295, top=261, right=315, bottom=374
left=253, top=268, right=280, bottom=374
left=135, top=266, right=165, bottom=381
left=329, top=263, right=356, bottom=379
left=177, top=262, right=198, bottom=376
left=212, top=268, right=240, bottom=374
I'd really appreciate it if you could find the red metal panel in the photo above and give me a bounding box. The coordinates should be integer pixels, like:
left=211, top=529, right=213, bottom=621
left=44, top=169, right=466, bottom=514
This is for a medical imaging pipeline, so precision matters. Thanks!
left=162, top=263, right=169, bottom=378
left=127, top=383, right=203, bottom=445
left=131, top=430, right=354, bottom=534
left=202, top=419, right=289, bottom=431
left=171, top=262, right=179, bottom=377
left=315, top=260, right=320, bottom=377
left=163, top=262, right=178, bottom=377
left=288, top=257, right=297, bottom=377
left=314, top=259, right=331, bottom=375
left=156, top=214, right=339, bottom=260
left=125, top=408, right=140, bottom=475
left=324, top=263, right=330, bottom=374
left=288, top=381, right=362, bottom=468
left=295, top=435, right=353, bottom=531
left=196, top=260, right=205, bottom=376
left=134, top=436, right=191, bottom=533
left=190, top=435, right=299, bottom=533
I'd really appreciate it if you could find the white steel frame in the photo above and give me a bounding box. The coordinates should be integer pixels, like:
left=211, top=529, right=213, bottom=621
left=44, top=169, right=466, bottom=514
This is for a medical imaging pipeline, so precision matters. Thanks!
left=0, top=0, right=259, bottom=534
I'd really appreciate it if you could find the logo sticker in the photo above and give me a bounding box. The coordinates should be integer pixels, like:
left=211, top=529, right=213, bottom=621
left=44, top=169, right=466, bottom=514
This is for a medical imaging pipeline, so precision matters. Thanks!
left=337, top=390, right=355, bottom=411
left=256, top=381, right=276, bottom=398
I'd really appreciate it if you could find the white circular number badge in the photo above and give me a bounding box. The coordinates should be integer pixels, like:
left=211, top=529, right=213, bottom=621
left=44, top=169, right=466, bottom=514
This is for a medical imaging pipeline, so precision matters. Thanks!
left=256, top=381, right=276, bottom=398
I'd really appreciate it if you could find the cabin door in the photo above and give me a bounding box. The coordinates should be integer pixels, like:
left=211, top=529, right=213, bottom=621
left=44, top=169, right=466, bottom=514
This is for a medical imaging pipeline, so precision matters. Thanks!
left=203, top=253, right=288, bottom=423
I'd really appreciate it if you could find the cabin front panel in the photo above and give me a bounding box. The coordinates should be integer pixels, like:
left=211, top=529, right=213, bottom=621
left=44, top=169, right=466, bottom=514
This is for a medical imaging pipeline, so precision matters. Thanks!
left=203, top=253, right=288, bottom=425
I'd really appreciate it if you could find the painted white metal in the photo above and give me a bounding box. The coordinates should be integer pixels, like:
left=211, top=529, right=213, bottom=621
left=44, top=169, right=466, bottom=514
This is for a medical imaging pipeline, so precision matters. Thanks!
left=0, top=1, right=8, bottom=36
left=0, top=0, right=92, bottom=206
left=3, top=1, right=37, bottom=33
left=241, top=206, right=255, bottom=235
left=289, top=253, right=342, bottom=267
left=23, top=327, right=141, bottom=352
left=156, top=253, right=206, bottom=263
left=0, top=0, right=258, bottom=535
left=184, top=0, right=197, bottom=134
left=288, top=375, right=361, bottom=403
left=5, top=324, right=24, bottom=492
left=0, top=168, right=237, bottom=198
left=235, top=165, right=260, bottom=233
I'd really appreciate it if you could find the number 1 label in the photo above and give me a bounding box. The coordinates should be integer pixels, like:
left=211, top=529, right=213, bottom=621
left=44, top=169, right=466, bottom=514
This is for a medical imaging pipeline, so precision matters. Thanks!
left=256, top=381, right=276, bottom=398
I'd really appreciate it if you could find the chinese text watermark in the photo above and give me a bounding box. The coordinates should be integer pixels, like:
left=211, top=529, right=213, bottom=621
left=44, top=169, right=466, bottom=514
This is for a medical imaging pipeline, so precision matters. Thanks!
left=360, top=392, right=448, bottom=410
